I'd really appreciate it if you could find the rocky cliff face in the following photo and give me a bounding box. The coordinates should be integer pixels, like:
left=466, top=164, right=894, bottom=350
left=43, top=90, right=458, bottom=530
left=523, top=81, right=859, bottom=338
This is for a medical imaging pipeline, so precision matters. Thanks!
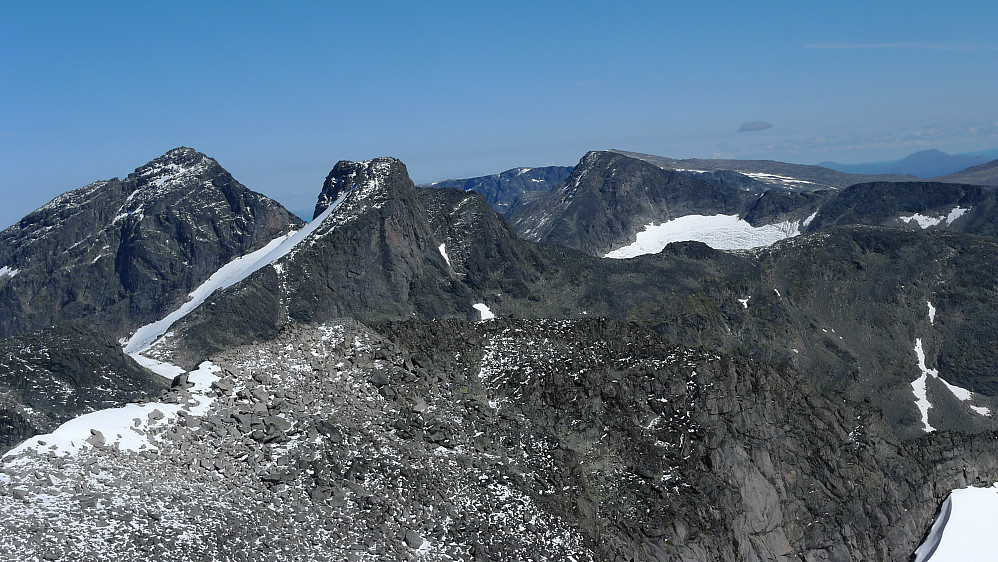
left=155, top=156, right=998, bottom=442
left=162, top=157, right=552, bottom=365
left=805, top=180, right=998, bottom=236
left=5, top=151, right=998, bottom=561
left=0, top=147, right=302, bottom=340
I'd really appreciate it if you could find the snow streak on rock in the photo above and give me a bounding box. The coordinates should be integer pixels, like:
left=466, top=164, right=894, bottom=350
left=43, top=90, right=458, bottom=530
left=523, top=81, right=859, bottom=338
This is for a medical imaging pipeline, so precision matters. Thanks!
left=124, top=189, right=351, bottom=356
left=438, top=243, right=451, bottom=268
left=911, top=339, right=989, bottom=433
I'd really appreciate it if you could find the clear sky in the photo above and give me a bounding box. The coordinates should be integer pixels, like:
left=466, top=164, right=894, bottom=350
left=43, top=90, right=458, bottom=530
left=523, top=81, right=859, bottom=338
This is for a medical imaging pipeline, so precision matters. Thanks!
left=2, top=0, right=997, bottom=227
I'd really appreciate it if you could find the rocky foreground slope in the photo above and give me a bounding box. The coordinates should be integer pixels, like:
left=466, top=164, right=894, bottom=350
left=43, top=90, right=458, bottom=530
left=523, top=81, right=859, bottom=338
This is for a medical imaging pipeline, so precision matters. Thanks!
left=3, top=318, right=997, bottom=561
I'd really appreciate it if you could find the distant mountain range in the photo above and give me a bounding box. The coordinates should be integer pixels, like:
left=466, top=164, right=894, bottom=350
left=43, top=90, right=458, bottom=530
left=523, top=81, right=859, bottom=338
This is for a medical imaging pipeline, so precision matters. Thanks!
left=819, top=148, right=998, bottom=178
left=933, top=157, right=998, bottom=186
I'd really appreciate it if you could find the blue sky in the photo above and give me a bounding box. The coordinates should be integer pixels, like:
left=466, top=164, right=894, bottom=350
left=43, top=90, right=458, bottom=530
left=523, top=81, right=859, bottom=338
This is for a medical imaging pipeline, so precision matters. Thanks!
left=2, top=1, right=997, bottom=226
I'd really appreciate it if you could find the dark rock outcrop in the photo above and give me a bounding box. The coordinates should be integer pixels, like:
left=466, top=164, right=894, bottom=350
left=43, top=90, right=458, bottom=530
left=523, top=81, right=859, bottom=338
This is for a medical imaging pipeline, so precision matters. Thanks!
left=421, top=165, right=574, bottom=216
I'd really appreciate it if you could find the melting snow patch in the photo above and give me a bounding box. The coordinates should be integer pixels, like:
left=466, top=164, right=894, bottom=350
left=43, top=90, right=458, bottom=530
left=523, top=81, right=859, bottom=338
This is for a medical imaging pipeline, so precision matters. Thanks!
left=131, top=353, right=185, bottom=379
left=739, top=172, right=815, bottom=186
left=901, top=214, right=943, bottom=229
left=913, top=339, right=937, bottom=432
left=603, top=214, right=800, bottom=258
left=438, top=243, right=451, bottom=268
left=928, top=301, right=936, bottom=324
left=473, top=303, right=495, bottom=321
left=774, top=289, right=781, bottom=297
left=0, top=266, right=18, bottom=278
left=912, top=372, right=935, bottom=433
left=802, top=211, right=818, bottom=228
left=970, top=405, right=992, bottom=416
left=738, top=297, right=750, bottom=309
left=913, top=485, right=998, bottom=562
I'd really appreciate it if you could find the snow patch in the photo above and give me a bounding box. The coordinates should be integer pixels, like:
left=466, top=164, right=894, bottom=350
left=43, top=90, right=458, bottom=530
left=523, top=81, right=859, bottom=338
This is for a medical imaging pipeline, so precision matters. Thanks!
left=945, top=207, right=969, bottom=225
left=473, top=303, right=495, bottom=321
left=802, top=211, right=818, bottom=228
left=603, top=214, right=800, bottom=258
left=901, top=214, right=943, bottom=229
left=0, top=266, right=18, bottom=278
left=739, top=171, right=815, bottom=186
left=912, top=371, right=934, bottom=433
left=914, top=485, right=998, bottom=562
left=928, top=301, right=936, bottom=324
left=2, top=362, right=220, bottom=460
left=970, top=405, right=991, bottom=416
left=438, top=243, right=451, bottom=268
left=738, top=297, right=750, bottom=309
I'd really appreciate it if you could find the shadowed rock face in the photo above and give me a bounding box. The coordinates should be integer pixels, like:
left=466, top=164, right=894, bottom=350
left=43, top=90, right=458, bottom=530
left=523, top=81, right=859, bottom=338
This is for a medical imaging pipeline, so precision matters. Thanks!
left=0, top=147, right=303, bottom=341
left=159, top=156, right=998, bottom=442
left=507, top=151, right=828, bottom=257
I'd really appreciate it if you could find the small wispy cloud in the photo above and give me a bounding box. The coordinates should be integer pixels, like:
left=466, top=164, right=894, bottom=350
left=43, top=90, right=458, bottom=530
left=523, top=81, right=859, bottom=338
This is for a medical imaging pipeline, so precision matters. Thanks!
left=806, top=42, right=998, bottom=51
left=738, top=121, right=772, bottom=133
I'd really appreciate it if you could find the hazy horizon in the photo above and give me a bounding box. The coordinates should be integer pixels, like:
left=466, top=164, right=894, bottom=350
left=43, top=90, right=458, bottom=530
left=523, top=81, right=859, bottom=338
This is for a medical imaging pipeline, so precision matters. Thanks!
left=3, top=1, right=996, bottom=229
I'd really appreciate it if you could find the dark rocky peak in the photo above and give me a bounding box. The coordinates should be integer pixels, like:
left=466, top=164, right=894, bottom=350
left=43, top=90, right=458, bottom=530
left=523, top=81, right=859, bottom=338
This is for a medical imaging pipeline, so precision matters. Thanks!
left=510, top=150, right=750, bottom=255
left=129, top=146, right=213, bottom=178
left=312, top=157, right=411, bottom=220
left=0, top=148, right=301, bottom=340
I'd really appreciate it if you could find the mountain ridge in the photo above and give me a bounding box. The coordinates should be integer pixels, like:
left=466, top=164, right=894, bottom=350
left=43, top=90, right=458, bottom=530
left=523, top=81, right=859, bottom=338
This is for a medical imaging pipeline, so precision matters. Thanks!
left=5, top=148, right=998, bottom=561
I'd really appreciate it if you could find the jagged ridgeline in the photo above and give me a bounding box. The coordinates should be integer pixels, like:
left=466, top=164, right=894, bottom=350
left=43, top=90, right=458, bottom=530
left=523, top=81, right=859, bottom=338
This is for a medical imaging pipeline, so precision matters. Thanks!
left=3, top=148, right=998, bottom=561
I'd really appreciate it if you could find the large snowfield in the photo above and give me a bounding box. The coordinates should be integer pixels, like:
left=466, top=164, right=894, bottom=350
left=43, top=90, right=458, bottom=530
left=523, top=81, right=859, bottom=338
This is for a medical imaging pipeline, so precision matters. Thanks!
left=603, top=214, right=800, bottom=258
